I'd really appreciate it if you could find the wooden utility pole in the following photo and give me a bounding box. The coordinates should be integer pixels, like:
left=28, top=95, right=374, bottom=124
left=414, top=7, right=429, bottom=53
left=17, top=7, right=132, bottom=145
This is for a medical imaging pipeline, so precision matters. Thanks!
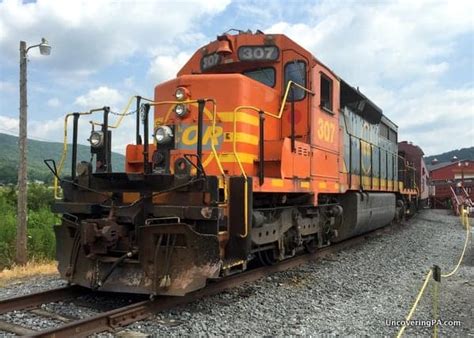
left=15, top=38, right=51, bottom=265
left=16, top=40, right=28, bottom=265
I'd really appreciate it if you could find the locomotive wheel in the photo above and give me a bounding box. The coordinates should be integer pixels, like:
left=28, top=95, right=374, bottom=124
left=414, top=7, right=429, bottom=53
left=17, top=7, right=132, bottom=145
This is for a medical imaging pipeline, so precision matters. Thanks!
left=304, top=238, right=318, bottom=254
left=257, top=249, right=277, bottom=266
left=396, top=199, right=405, bottom=222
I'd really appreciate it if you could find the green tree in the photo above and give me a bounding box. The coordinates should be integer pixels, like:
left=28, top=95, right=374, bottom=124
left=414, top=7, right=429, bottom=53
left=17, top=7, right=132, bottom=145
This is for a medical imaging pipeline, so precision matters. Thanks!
left=0, top=185, right=58, bottom=269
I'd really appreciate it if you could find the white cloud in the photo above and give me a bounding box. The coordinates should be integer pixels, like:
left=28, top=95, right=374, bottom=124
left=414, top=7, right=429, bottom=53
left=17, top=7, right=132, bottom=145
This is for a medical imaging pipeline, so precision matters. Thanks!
left=267, top=1, right=473, bottom=86
left=425, top=62, right=449, bottom=76
left=47, top=97, right=60, bottom=107
left=0, top=81, right=15, bottom=93
left=0, top=0, right=230, bottom=75
left=395, top=87, right=474, bottom=155
left=0, top=114, right=69, bottom=143
left=74, top=86, right=122, bottom=109
left=123, top=77, right=135, bottom=89
left=0, top=114, right=66, bottom=144
left=265, top=0, right=474, bottom=155
left=0, top=0, right=221, bottom=153
left=1, top=0, right=472, bottom=157
left=72, top=86, right=150, bottom=153
left=30, top=117, right=65, bottom=141
left=0, top=115, right=19, bottom=134
left=148, top=51, right=192, bottom=83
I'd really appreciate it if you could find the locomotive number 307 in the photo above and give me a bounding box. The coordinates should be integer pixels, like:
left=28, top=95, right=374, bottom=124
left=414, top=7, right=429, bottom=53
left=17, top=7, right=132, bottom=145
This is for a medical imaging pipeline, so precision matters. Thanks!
left=317, top=119, right=335, bottom=143
left=238, top=46, right=279, bottom=61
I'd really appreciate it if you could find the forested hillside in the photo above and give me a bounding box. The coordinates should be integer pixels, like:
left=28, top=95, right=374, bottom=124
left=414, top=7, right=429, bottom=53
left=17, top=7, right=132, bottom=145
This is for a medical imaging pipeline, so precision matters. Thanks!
left=0, top=133, right=125, bottom=184
left=424, top=146, right=474, bottom=163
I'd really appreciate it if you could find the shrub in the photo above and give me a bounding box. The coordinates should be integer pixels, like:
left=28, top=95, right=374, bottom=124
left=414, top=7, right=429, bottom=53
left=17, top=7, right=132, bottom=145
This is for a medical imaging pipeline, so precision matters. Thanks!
left=28, top=183, right=55, bottom=210
left=0, top=185, right=58, bottom=269
left=27, top=208, right=58, bottom=261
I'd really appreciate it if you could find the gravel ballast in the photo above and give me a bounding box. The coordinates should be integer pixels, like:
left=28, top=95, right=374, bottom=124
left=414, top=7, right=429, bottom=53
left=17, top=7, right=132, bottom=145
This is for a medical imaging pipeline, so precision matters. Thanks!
left=1, top=208, right=472, bottom=336
left=0, top=276, right=66, bottom=301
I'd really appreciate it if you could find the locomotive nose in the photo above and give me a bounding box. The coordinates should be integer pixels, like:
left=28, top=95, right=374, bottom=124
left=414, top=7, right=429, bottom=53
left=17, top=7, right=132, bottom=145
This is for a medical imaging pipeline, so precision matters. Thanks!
left=152, top=73, right=280, bottom=177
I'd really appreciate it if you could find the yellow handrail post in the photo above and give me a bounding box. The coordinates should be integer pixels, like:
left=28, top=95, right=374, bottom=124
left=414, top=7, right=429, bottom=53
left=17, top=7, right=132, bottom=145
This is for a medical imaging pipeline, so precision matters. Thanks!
left=231, top=106, right=251, bottom=238
left=54, top=113, right=73, bottom=199
left=207, top=100, right=225, bottom=177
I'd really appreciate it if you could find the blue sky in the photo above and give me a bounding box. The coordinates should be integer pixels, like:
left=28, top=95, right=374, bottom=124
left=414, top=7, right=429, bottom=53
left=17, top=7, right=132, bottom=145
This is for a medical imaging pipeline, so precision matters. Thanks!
left=0, top=0, right=473, bottom=156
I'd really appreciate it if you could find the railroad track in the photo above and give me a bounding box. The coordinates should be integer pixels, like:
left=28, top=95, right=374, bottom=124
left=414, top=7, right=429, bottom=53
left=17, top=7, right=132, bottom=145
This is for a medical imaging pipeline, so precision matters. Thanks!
left=0, top=222, right=402, bottom=337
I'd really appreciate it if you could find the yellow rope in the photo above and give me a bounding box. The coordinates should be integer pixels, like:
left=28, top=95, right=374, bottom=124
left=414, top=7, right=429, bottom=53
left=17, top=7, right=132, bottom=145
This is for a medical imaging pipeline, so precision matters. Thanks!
left=441, top=208, right=471, bottom=278
left=89, top=96, right=137, bottom=129
left=398, top=208, right=471, bottom=337
left=396, top=270, right=433, bottom=338
left=109, top=96, right=135, bottom=129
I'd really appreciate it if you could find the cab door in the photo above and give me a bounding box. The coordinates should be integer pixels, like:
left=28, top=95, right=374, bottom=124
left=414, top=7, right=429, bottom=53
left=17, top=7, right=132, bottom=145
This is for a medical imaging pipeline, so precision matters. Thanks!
left=280, top=50, right=312, bottom=179
left=280, top=50, right=311, bottom=143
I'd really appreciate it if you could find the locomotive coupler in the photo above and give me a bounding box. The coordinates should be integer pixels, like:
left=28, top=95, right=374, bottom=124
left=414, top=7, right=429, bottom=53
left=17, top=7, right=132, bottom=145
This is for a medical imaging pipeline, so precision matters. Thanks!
left=81, top=218, right=126, bottom=256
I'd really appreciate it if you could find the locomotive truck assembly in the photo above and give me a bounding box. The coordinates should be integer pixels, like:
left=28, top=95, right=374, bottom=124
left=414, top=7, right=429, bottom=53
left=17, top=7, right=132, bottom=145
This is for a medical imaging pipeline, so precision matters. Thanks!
left=49, top=30, right=419, bottom=296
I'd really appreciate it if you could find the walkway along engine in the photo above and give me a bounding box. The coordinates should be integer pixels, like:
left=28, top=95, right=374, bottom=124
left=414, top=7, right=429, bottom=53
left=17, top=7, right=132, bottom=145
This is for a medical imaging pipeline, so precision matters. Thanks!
left=49, top=30, right=419, bottom=296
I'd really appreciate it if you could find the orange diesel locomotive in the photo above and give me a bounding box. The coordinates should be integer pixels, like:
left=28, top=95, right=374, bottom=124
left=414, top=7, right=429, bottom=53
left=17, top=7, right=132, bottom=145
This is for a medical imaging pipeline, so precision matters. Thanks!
left=51, top=30, right=418, bottom=296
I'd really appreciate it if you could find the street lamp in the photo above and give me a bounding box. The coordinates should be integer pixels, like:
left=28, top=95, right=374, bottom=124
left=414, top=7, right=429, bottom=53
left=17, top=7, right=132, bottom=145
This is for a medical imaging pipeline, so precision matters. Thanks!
left=16, top=38, right=52, bottom=265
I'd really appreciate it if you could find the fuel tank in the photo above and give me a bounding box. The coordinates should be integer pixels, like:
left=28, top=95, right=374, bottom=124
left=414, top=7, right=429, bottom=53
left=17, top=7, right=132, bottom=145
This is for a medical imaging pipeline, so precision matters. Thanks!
left=333, top=192, right=396, bottom=242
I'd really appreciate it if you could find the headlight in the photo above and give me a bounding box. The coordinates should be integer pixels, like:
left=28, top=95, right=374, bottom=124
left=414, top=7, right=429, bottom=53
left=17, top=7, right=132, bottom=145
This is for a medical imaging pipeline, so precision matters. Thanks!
left=89, top=131, right=104, bottom=148
left=175, top=87, right=186, bottom=100
left=155, top=126, right=173, bottom=144
left=174, top=103, right=188, bottom=118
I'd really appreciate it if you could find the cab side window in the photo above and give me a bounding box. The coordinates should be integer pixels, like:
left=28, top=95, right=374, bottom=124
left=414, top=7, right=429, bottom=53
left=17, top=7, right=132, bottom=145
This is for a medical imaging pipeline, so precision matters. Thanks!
left=379, top=123, right=389, bottom=139
left=284, top=60, right=306, bottom=101
left=389, top=129, right=397, bottom=143
left=320, top=73, right=333, bottom=111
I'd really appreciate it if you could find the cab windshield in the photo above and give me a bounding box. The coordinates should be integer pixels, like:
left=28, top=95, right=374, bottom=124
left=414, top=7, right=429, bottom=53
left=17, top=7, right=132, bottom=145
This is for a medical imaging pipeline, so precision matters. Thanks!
left=243, top=68, right=275, bottom=87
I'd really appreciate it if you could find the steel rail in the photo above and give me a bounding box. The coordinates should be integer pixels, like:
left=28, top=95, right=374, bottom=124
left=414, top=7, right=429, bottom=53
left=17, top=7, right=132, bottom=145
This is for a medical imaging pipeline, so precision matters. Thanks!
left=35, top=222, right=400, bottom=338
left=0, top=222, right=401, bottom=337
left=0, top=285, right=88, bottom=315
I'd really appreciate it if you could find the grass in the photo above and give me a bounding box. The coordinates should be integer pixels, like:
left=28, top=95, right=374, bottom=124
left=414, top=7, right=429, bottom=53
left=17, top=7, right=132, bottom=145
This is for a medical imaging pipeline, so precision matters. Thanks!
left=0, top=184, right=60, bottom=287
left=0, top=259, right=58, bottom=287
